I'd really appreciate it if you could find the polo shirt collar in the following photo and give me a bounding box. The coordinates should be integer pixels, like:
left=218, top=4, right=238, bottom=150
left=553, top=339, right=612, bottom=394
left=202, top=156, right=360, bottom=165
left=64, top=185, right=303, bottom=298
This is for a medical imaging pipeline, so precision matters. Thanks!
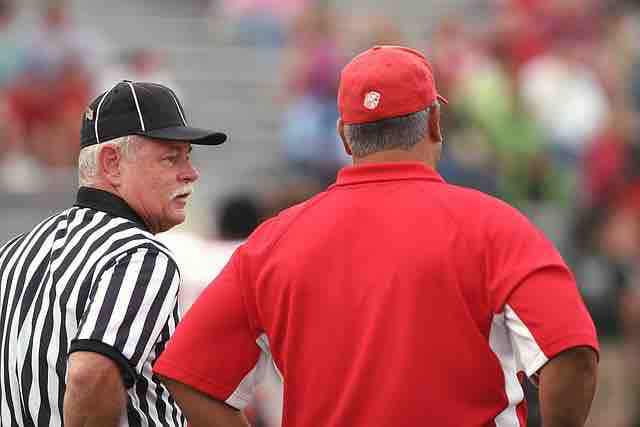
left=74, top=187, right=150, bottom=232
left=332, top=162, right=445, bottom=187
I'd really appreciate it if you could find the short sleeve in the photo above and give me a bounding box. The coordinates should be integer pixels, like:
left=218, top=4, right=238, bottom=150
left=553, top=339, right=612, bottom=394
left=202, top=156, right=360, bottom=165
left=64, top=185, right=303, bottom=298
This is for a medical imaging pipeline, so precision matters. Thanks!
left=69, top=248, right=180, bottom=387
left=485, top=203, right=568, bottom=311
left=503, top=266, right=599, bottom=378
left=484, top=204, right=599, bottom=377
left=153, top=249, right=266, bottom=409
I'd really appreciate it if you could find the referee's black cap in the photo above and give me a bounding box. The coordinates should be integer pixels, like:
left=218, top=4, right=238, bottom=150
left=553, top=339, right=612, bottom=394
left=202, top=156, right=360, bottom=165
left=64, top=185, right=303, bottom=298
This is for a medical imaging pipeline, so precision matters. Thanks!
left=80, top=80, right=227, bottom=148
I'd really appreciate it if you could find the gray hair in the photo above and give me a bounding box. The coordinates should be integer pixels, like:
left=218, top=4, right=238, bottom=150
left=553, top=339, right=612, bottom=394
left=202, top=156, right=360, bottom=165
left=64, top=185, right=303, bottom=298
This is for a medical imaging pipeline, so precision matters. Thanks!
left=343, top=105, right=435, bottom=158
left=78, top=136, right=139, bottom=187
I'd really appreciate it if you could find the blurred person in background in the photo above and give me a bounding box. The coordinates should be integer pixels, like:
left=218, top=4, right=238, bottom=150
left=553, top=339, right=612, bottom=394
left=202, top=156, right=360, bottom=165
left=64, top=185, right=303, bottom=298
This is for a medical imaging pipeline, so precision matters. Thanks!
left=6, top=55, right=92, bottom=171
left=518, top=40, right=609, bottom=167
left=0, top=0, right=23, bottom=167
left=98, top=48, right=183, bottom=98
left=20, top=0, right=111, bottom=80
left=158, top=192, right=264, bottom=312
left=1, top=0, right=112, bottom=187
left=347, top=13, right=404, bottom=56
left=622, top=266, right=640, bottom=427
left=280, top=4, right=349, bottom=187
left=573, top=103, right=640, bottom=427
left=0, top=0, right=20, bottom=88
left=209, top=0, right=307, bottom=46
left=155, top=45, right=598, bottom=427
left=0, top=80, right=227, bottom=426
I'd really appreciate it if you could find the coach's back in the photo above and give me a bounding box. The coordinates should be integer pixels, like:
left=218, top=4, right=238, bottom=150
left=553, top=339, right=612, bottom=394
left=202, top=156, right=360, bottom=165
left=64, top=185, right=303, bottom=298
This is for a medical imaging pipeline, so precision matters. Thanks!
left=241, top=161, right=591, bottom=426
left=154, top=46, right=598, bottom=427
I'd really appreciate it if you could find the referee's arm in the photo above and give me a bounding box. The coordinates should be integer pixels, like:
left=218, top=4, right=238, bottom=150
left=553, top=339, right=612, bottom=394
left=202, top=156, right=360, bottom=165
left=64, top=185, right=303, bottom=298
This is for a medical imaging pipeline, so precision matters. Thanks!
left=64, top=352, right=127, bottom=427
left=65, top=247, right=181, bottom=425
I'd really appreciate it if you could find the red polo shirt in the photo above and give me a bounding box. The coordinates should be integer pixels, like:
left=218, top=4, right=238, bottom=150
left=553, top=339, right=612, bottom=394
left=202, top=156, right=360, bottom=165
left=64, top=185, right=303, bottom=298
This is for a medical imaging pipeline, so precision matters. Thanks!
left=154, top=162, right=598, bottom=427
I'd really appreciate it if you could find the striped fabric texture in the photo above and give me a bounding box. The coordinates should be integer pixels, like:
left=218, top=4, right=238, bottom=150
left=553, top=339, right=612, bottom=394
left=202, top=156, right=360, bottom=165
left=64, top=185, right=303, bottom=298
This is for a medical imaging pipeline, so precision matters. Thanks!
left=0, top=188, right=185, bottom=426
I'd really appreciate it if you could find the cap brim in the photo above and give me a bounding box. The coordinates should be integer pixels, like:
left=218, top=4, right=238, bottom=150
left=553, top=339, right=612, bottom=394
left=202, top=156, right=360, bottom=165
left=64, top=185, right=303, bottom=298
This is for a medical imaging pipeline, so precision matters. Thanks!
left=140, top=126, right=227, bottom=145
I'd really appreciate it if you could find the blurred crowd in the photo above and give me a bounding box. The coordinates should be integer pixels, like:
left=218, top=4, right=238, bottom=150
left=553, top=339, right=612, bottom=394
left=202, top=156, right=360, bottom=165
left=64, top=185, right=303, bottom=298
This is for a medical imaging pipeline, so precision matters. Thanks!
left=3, top=0, right=640, bottom=425
left=0, top=0, right=179, bottom=192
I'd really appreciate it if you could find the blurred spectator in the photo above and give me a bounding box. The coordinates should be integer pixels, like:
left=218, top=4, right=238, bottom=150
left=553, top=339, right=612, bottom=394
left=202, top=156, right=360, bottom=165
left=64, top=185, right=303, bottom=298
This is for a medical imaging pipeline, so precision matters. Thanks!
left=621, top=268, right=640, bottom=427
left=436, top=116, right=501, bottom=197
left=98, top=48, right=182, bottom=98
left=0, top=0, right=22, bottom=166
left=572, top=104, right=640, bottom=427
left=210, top=0, right=307, bottom=46
left=451, top=52, right=563, bottom=206
left=632, top=60, right=640, bottom=113
left=518, top=41, right=609, bottom=165
left=582, top=107, right=637, bottom=209
left=429, top=16, right=480, bottom=98
left=158, top=192, right=264, bottom=312
left=6, top=55, right=91, bottom=169
left=20, top=0, right=110, bottom=80
left=541, top=0, right=604, bottom=46
left=490, top=2, right=550, bottom=76
left=0, top=0, right=20, bottom=88
left=348, top=14, right=404, bottom=55
left=0, top=0, right=112, bottom=185
left=217, top=194, right=263, bottom=240
left=281, top=5, right=348, bottom=186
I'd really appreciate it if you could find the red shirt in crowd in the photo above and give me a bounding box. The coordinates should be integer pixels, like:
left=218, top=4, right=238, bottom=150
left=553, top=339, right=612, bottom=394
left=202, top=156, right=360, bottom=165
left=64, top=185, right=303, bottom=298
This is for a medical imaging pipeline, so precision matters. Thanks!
left=154, top=162, right=598, bottom=427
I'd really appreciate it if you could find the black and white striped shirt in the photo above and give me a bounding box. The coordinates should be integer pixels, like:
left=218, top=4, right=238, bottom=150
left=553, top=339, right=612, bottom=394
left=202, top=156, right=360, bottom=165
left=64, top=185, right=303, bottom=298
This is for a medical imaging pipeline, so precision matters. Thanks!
left=0, top=187, right=186, bottom=426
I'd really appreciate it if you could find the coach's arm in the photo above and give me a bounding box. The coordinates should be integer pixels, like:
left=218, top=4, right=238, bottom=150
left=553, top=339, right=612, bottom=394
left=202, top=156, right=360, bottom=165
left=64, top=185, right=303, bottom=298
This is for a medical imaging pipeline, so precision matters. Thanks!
left=159, top=375, right=250, bottom=427
left=538, top=346, right=598, bottom=427
left=64, top=352, right=127, bottom=427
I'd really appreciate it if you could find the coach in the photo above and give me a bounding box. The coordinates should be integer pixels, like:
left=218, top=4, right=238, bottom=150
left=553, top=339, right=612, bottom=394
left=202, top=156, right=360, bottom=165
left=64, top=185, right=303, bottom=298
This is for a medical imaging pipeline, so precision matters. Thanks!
left=0, top=80, right=226, bottom=426
left=155, top=47, right=599, bottom=427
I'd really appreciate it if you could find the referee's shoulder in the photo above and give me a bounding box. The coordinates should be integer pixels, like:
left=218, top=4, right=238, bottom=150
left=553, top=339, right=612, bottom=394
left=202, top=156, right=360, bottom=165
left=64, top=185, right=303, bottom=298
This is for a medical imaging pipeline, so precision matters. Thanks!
left=0, top=207, right=70, bottom=257
left=99, top=223, right=182, bottom=275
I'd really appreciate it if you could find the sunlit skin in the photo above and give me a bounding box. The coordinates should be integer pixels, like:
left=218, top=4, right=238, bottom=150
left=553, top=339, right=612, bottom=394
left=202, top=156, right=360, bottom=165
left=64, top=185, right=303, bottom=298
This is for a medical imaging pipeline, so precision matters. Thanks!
left=100, top=136, right=199, bottom=234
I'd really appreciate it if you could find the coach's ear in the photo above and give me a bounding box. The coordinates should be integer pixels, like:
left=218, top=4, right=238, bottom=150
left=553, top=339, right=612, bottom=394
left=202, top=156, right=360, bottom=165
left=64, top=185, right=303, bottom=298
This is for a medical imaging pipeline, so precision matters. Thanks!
left=337, top=119, right=352, bottom=156
left=428, top=103, right=443, bottom=144
left=98, top=144, right=123, bottom=186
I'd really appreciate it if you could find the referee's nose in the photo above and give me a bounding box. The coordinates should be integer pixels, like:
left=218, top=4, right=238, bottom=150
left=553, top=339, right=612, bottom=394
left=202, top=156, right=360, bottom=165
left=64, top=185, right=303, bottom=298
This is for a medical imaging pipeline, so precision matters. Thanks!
left=180, top=160, right=200, bottom=183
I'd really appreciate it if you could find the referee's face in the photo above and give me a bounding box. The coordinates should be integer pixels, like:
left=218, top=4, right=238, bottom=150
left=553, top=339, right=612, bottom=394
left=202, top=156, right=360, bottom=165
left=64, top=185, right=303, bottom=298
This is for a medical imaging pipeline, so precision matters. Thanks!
left=119, top=137, right=199, bottom=234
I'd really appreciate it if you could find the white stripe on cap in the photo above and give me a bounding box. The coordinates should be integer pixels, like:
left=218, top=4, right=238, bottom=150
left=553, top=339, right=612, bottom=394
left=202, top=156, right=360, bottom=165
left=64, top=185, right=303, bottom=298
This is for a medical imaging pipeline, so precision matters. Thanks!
left=94, top=82, right=120, bottom=144
left=125, top=81, right=146, bottom=131
left=167, top=90, right=187, bottom=126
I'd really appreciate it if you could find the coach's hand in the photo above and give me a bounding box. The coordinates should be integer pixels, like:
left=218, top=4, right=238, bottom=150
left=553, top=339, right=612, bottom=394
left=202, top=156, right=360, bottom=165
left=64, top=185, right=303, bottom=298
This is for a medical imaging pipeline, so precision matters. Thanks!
left=538, top=346, right=598, bottom=427
left=63, top=351, right=127, bottom=427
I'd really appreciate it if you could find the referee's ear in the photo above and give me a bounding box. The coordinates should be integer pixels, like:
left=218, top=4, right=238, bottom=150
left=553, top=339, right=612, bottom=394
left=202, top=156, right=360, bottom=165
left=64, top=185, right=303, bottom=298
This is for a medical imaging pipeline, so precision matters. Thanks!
left=98, top=144, right=124, bottom=186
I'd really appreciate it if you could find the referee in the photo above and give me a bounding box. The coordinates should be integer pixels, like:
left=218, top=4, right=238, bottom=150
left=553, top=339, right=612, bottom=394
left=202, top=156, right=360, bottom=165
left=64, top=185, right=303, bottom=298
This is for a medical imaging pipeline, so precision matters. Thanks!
left=0, top=80, right=227, bottom=426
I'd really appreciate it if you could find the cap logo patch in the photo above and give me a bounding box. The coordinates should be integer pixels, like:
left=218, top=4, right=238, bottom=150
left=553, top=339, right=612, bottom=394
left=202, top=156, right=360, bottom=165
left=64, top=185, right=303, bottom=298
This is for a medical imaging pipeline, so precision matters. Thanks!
left=364, top=91, right=381, bottom=110
left=85, top=107, right=94, bottom=121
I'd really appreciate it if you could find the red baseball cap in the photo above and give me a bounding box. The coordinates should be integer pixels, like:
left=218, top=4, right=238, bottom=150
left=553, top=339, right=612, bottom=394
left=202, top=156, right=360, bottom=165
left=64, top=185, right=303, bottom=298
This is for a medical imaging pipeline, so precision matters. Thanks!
left=338, top=45, right=447, bottom=125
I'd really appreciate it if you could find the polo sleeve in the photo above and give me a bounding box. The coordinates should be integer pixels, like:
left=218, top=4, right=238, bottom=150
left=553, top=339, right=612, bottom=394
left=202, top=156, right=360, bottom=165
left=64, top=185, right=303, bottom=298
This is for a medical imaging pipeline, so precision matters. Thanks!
left=503, top=267, right=599, bottom=378
left=485, top=204, right=599, bottom=377
left=153, top=248, right=266, bottom=410
left=69, top=248, right=180, bottom=388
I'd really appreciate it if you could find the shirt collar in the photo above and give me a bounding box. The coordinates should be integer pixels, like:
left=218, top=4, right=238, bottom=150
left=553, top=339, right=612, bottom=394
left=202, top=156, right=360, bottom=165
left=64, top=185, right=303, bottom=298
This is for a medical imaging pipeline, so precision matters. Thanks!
left=331, top=162, right=445, bottom=188
left=74, top=187, right=150, bottom=232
